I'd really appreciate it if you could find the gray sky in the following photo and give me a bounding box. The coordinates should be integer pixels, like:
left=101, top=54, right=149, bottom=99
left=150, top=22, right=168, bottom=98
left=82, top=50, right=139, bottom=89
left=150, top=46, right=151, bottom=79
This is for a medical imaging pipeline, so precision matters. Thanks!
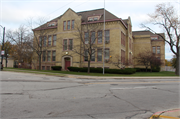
left=0, top=0, right=179, bottom=60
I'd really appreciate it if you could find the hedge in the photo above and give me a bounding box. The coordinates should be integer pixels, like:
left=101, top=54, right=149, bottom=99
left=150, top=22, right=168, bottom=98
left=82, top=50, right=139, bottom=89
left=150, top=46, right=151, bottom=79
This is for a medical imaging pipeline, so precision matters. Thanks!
left=135, top=67, right=160, bottom=72
left=51, top=66, right=62, bottom=70
left=67, top=67, right=136, bottom=74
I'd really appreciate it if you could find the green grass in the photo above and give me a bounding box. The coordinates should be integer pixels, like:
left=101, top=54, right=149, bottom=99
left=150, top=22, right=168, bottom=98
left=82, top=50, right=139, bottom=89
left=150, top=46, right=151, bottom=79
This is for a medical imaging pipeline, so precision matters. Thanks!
left=3, top=67, right=177, bottom=77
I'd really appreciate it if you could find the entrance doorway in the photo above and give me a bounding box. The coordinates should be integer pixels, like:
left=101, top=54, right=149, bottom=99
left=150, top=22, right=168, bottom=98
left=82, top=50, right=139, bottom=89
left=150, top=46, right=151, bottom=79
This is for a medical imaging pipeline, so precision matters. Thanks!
left=65, top=57, right=70, bottom=70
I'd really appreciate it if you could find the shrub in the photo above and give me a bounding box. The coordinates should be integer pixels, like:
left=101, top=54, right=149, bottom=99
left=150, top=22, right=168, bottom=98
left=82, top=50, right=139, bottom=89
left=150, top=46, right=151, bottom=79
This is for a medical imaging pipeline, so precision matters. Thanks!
left=123, top=68, right=136, bottom=74
left=135, top=68, right=151, bottom=72
left=90, top=68, right=103, bottom=73
left=135, top=67, right=160, bottom=72
left=152, top=66, right=160, bottom=72
left=51, top=66, right=62, bottom=70
left=67, top=67, right=80, bottom=72
left=13, top=65, right=18, bottom=68
left=67, top=66, right=136, bottom=74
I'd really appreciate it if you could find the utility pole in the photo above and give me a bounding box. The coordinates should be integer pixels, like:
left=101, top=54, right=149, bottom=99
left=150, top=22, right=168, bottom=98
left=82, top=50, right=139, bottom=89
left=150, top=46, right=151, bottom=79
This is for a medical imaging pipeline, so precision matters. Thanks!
left=103, top=0, right=105, bottom=74
left=0, top=25, right=5, bottom=70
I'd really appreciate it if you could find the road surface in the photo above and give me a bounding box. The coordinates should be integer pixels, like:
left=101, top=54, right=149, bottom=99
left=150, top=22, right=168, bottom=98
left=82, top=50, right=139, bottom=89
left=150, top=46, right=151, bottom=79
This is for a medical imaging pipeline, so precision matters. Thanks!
left=0, top=71, right=179, bottom=119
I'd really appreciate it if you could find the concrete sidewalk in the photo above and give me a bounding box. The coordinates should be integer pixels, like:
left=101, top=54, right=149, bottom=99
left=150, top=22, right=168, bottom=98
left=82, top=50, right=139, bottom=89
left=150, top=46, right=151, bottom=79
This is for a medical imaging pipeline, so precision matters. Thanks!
left=150, top=109, right=180, bottom=119
left=2, top=69, right=180, bottom=79
left=67, top=75, right=180, bottom=79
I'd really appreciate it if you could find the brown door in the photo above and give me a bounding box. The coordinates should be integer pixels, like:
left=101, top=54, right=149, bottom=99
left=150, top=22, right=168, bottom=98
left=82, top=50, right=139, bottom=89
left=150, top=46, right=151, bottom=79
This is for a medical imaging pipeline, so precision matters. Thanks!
left=65, top=58, right=70, bottom=70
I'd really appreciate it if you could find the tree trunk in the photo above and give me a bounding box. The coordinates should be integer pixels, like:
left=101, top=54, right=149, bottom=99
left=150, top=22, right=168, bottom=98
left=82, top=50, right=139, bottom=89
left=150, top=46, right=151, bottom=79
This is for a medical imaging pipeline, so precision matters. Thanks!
left=150, top=66, right=152, bottom=72
left=175, top=50, right=179, bottom=76
left=5, top=56, right=7, bottom=68
left=38, top=56, right=41, bottom=70
left=87, top=60, right=90, bottom=74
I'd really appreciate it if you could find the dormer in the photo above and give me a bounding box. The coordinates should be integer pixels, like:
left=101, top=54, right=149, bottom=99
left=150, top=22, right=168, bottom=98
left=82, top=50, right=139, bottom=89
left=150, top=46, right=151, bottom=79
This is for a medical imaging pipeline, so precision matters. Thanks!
left=151, top=36, right=159, bottom=40
left=47, top=22, right=57, bottom=27
left=88, top=15, right=102, bottom=22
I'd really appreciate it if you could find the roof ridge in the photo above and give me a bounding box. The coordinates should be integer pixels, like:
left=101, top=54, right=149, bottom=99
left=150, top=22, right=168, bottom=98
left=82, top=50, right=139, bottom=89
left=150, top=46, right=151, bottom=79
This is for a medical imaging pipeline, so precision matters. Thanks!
left=77, top=8, right=104, bottom=13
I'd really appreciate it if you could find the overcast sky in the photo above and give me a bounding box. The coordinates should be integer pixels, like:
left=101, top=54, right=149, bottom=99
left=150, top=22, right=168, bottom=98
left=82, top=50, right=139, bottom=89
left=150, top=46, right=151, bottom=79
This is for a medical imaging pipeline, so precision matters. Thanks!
left=0, top=0, right=179, bottom=60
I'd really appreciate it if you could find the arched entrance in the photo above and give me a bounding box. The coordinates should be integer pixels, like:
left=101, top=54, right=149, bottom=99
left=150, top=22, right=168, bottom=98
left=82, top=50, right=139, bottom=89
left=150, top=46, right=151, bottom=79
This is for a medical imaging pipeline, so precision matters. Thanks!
left=64, top=57, right=70, bottom=70
left=62, top=56, right=72, bottom=71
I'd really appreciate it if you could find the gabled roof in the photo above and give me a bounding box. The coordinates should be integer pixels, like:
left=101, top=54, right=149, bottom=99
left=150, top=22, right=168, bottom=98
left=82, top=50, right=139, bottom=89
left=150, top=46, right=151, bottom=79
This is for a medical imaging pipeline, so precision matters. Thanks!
left=77, top=8, right=118, bottom=22
left=33, top=8, right=127, bottom=31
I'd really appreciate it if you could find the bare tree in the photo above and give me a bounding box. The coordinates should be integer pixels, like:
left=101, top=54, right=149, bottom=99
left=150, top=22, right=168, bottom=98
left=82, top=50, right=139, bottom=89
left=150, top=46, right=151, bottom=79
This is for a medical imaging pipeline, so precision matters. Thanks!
left=6, top=25, right=33, bottom=68
left=134, top=50, right=152, bottom=72
left=150, top=55, right=163, bottom=71
left=109, top=55, right=124, bottom=69
left=27, top=18, right=57, bottom=70
left=71, top=22, right=104, bottom=73
left=134, top=50, right=163, bottom=72
left=141, top=3, right=180, bottom=75
left=3, top=41, right=12, bottom=67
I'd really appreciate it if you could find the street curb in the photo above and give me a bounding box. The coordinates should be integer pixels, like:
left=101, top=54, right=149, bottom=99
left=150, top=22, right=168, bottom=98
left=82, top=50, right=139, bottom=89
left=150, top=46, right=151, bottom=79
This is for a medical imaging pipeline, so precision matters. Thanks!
left=67, top=75, right=180, bottom=79
left=149, top=109, right=180, bottom=119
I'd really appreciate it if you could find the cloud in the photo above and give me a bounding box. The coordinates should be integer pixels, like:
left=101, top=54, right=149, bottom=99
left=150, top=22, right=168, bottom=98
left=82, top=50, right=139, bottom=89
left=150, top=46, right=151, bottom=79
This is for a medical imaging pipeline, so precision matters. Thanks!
left=2, top=4, right=46, bottom=24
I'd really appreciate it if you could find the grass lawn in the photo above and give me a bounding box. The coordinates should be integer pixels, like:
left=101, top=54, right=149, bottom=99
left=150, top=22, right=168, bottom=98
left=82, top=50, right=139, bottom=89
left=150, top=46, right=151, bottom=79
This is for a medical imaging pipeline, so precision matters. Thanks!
left=2, top=67, right=177, bottom=77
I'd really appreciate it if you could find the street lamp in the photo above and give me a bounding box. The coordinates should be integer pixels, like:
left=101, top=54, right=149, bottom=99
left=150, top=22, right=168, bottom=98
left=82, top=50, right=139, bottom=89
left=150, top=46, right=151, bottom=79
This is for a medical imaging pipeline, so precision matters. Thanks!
left=0, top=25, right=5, bottom=71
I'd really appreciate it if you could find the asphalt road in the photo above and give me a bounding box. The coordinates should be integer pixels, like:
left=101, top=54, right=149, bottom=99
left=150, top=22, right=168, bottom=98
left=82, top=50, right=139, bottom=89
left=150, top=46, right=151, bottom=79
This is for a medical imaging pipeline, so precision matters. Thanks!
left=0, top=71, right=179, bottom=119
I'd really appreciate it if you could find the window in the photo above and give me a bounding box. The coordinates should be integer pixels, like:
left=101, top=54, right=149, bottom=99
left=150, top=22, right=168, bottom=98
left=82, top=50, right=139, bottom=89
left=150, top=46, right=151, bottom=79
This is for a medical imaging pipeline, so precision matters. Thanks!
left=121, top=32, right=125, bottom=46
left=91, top=49, right=95, bottom=61
left=98, top=31, right=102, bottom=44
left=91, top=31, right=95, bottom=44
left=42, top=51, right=46, bottom=61
left=39, top=37, right=42, bottom=47
left=151, top=36, right=158, bottom=40
left=88, top=18, right=93, bottom=22
left=53, top=35, right=56, bottom=46
left=63, top=39, right=73, bottom=51
left=42, top=66, right=45, bottom=70
left=121, top=50, right=125, bottom=64
left=152, top=46, right=156, bottom=54
left=94, top=17, right=98, bottom=21
left=43, top=36, right=46, bottom=47
left=69, top=39, right=73, bottom=50
left=72, top=20, right=74, bottom=29
left=46, top=66, right=50, bottom=70
left=105, top=30, right=110, bottom=42
left=105, top=49, right=109, bottom=59
left=85, top=32, right=89, bottom=44
left=63, top=39, right=67, bottom=50
left=63, top=21, right=66, bottom=30
left=48, top=23, right=55, bottom=27
left=67, top=20, right=70, bottom=30
left=48, top=36, right=52, bottom=46
left=88, top=16, right=100, bottom=22
left=52, top=51, right=56, bottom=61
left=84, top=50, right=88, bottom=61
left=157, top=46, right=160, bottom=54
left=47, top=51, right=51, bottom=61
left=97, top=49, right=102, bottom=62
